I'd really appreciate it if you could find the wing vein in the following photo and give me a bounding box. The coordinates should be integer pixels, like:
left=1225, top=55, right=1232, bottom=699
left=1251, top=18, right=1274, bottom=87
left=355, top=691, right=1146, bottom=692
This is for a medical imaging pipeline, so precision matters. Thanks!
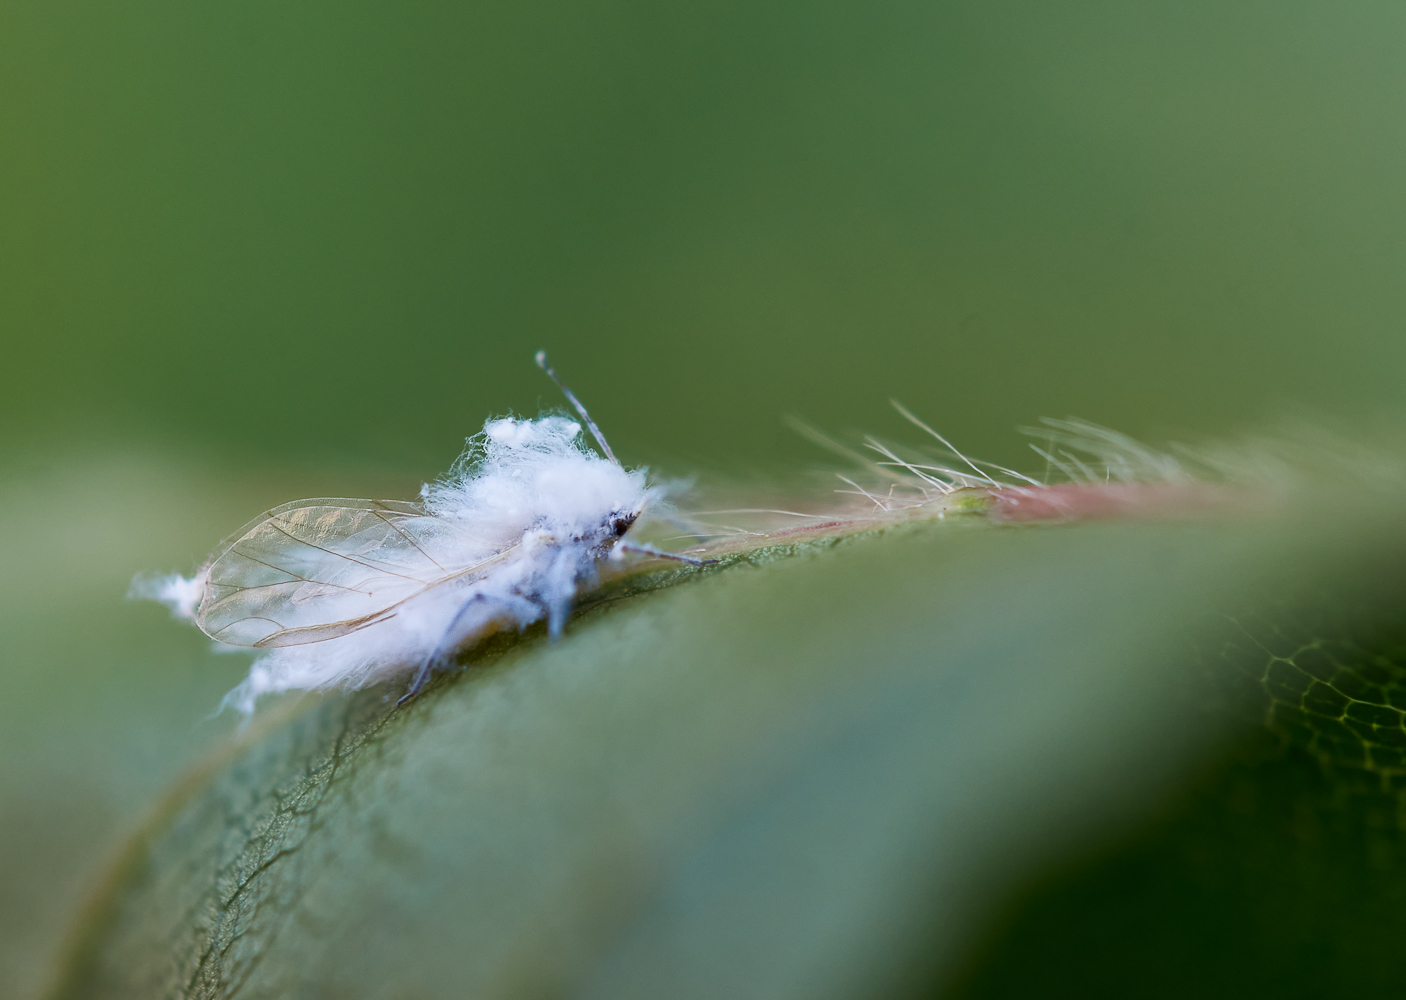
left=265, top=517, right=428, bottom=582
left=210, top=616, right=287, bottom=642
left=219, top=550, right=375, bottom=595
left=371, top=510, right=448, bottom=572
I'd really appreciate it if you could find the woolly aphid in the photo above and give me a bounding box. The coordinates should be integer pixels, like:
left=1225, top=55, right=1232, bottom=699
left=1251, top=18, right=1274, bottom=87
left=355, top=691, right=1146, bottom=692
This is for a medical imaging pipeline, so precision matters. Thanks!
left=137, top=355, right=1255, bottom=716
left=135, top=354, right=707, bottom=714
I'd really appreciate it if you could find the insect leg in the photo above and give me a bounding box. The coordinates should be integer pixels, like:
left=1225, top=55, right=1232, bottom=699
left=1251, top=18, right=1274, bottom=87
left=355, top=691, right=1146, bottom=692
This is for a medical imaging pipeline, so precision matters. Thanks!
left=504, top=587, right=568, bottom=641
left=397, top=593, right=488, bottom=706
left=616, top=542, right=718, bottom=566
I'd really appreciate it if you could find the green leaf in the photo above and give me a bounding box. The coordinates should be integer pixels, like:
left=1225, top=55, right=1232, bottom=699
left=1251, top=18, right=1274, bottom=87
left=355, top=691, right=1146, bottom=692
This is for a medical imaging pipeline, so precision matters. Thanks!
left=47, top=512, right=1386, bottom=998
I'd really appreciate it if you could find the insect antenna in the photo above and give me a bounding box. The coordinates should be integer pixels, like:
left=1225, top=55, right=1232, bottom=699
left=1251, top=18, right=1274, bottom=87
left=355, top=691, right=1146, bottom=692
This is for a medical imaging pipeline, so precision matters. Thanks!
left=535, top=351, right=620, bottom=466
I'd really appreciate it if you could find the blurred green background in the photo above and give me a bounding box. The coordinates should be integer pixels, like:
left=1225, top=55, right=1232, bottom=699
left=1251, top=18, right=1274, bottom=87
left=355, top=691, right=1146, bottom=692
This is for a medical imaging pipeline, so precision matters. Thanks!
left=4, top=1, right=1406, bottom=996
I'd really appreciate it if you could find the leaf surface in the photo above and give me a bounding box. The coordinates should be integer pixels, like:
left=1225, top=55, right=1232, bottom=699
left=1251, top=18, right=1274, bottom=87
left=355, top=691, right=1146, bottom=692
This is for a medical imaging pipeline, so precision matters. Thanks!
left=50, top=512, right=1377, bottom=999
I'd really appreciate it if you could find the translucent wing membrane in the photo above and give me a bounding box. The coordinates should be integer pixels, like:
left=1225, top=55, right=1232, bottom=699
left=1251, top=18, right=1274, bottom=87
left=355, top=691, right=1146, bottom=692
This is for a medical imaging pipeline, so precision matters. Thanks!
left=197, top=499, right=509, bottom=648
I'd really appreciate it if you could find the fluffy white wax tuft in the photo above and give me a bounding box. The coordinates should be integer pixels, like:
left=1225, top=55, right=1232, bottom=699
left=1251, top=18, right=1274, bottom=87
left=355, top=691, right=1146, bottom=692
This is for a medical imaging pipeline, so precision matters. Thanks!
left=141, top=415, right=653, bottom=715
left=128, top=572, right=208, bottom=620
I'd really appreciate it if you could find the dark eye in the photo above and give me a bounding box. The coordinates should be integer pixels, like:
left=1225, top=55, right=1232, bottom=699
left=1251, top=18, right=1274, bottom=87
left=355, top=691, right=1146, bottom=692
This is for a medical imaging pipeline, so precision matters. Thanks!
left=611, top=514, right=635, bottom=537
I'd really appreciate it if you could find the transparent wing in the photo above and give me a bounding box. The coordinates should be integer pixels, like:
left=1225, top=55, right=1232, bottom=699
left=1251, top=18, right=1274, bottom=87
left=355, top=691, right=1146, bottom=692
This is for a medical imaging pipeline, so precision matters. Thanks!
left=195, top=498, right=510, bottom=648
